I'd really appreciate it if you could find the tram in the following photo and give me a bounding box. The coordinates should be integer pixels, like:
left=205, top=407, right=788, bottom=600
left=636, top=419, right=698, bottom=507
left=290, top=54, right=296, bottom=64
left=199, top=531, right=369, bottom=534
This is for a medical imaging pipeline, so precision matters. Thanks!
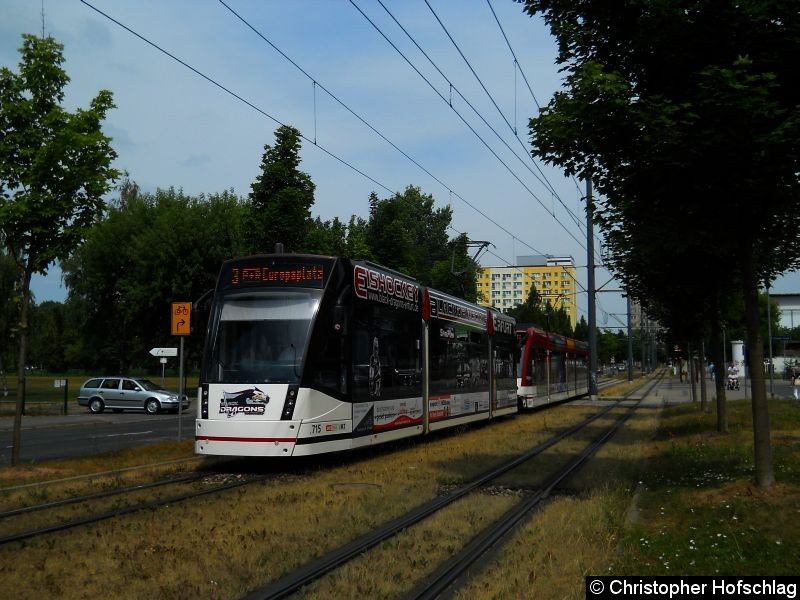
left=195, top=254, right=518, bottom=457
left=516, top=326, right=589, bottom=408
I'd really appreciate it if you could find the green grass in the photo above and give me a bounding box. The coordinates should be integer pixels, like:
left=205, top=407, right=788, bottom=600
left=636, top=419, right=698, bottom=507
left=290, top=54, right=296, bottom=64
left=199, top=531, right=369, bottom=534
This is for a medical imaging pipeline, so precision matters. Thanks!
left=610, top=398, right=800, bottom=576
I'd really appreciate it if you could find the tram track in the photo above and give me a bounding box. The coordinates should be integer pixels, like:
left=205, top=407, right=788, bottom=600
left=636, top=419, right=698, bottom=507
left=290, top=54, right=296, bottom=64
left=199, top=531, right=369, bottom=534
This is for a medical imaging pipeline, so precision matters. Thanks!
left=243, top=373, right=663, bottom=600
left=0, top=470, right=269, bottom=546
left=409, top=374, right=663, bottom=600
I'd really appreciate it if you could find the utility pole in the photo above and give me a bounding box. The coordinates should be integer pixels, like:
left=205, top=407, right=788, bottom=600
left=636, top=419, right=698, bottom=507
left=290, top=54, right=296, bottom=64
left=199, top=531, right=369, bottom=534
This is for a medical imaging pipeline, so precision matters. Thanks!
left=587, top=178, right=598, bottom=400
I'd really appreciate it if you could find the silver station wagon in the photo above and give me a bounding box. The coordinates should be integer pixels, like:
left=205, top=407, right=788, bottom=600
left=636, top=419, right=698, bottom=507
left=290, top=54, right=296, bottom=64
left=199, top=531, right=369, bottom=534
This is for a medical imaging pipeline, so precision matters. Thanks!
left=77, top=377, right=190, bottom=414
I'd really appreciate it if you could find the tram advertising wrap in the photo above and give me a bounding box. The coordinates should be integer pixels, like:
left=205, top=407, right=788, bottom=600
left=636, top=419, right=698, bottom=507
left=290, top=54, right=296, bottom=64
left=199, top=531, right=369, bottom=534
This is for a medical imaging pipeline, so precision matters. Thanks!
left=195, top=254, right=586, bottom=458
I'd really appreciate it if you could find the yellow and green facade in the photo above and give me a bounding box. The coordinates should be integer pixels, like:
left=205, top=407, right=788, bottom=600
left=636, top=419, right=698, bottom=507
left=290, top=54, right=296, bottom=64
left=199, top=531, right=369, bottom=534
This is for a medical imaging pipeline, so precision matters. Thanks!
left=476, top=255, right=577, bottom=328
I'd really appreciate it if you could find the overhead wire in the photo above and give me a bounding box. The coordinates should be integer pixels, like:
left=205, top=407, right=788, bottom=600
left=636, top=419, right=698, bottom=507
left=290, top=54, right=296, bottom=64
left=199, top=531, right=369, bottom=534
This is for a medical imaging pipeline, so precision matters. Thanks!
left=77, top=0, right=395, bottom=197
left=448, top=224, right=590, bottom=324
left=348, top=0, right=588, bottom=255
left=80, top=0, right=550, bottom=260
left=375, top=0, right=567, bottom=215
left=79, top=0, right=614, bottom=322
left=485, top=0, right=584, bottom=197
left=423, top=0, right=586, bottom=236
left=219, top=0, right=553, bottom=258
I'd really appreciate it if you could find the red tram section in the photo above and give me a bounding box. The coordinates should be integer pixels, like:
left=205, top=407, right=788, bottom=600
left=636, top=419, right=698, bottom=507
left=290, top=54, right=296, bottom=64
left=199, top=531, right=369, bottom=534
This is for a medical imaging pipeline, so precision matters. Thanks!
left=516, top=326, right=589, bottom=408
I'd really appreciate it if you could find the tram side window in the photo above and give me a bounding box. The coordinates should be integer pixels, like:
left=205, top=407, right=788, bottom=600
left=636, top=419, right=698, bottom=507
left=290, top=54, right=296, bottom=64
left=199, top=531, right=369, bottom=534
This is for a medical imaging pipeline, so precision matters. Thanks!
left=494, top=341, right=517, bottom=392
left=430, top=326, right=489, bottom=395
left=352, top=303, right=421, bottom=402
left=550, top=353, right=567, bottom=391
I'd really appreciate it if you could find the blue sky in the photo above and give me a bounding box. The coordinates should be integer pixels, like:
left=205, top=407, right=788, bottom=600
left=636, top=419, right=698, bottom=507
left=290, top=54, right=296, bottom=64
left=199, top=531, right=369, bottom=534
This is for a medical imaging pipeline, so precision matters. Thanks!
left=3, top=0, right=797, bottom=328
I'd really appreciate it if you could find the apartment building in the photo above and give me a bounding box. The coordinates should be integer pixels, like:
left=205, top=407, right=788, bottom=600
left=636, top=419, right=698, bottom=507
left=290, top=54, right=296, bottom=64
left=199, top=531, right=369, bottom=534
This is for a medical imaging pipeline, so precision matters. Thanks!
left=476, top=255, right=577, bottom=328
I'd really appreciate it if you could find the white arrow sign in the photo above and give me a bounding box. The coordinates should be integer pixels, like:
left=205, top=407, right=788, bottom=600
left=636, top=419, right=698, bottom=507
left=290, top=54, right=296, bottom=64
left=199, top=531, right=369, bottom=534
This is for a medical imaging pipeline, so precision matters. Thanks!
left=150, top=347, right=178, bottom=357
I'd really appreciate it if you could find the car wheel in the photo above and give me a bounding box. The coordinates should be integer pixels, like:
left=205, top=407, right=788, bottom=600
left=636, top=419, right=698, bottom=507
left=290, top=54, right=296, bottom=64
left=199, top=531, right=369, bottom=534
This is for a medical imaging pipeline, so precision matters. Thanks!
left=145, top=398, right=161, bottom=414
left=89, top=397, right=104, bottom=414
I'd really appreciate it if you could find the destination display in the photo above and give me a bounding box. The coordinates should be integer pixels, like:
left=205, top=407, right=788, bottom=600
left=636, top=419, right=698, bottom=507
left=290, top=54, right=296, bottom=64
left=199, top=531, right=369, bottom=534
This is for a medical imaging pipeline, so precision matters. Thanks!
left=221, top=256, right=333, bottom=290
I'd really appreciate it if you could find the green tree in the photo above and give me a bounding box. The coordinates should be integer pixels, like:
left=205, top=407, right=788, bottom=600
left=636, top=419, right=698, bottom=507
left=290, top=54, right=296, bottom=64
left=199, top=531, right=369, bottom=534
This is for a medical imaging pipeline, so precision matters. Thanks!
left=63, top=184, right=246, bottom=372
left=367, top=186, right=475, bottom=299
left=506, top=284, right=573, bottom=336
left=0, top=250, right=18, bottom=393
left=0, top=34, right=118, bottom=463
left=247, top=125, right=315, bottom=254
left=521, top=0, right=800, bottom=487
left=573, top=316, right=589, bottom=342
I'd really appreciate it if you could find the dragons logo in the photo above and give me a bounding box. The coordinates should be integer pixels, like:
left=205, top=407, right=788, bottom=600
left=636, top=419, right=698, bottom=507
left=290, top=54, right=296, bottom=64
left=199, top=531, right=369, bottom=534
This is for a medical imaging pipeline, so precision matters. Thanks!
left=219, top=387, right=269, bottom=418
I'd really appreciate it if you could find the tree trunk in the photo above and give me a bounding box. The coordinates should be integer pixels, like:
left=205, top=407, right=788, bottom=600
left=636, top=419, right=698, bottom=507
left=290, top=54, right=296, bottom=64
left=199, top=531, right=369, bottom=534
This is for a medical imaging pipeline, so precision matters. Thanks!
left=699, top=339, right=708, bottom=412
left=688, top=342, right=697, bottom=402
left=710, top=299, right=728, bottom=432
left=742, top=250, right=774, bottom=487
left=11, top=266, right=33, bottom=465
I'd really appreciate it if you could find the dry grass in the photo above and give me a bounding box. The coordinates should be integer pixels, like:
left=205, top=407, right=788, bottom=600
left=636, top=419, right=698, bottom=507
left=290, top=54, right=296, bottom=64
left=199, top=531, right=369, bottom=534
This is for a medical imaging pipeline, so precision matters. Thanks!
left=0, top=440, right=197, bottom=489
left=453, top=404, right=663, bottom=599
left=299, top=492, right=519, bottom=599
left=0, top=407, right=593, bottom=599
left=6, top=392, right=792, bottom=599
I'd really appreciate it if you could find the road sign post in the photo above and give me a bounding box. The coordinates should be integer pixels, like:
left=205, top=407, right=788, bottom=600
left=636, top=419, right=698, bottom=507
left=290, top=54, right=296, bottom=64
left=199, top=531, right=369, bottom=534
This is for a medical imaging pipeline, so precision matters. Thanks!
left=149, top=347, right=178, bottom=357
left=171, top=303, right=191, bottom=441
left=171, top=302, right=191, bottom=336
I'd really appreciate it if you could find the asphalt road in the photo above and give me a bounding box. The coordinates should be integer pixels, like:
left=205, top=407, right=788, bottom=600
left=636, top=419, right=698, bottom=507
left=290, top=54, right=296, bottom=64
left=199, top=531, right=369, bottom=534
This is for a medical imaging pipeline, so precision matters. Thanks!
left=1, top=376, right=795, bottom=466
left=0, top=409, right=196, bottom=465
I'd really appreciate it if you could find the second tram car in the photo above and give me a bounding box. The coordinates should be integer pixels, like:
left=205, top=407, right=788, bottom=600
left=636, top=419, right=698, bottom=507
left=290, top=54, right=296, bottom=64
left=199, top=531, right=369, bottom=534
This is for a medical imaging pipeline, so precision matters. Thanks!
left=195, top=254, right=518, bottom=457
left=516, top=326, right=589, bottom=408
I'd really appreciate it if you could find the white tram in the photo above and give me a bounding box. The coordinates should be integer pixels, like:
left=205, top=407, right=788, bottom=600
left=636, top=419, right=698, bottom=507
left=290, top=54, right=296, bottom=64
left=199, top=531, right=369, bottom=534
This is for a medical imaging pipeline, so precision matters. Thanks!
left=195, top=254, right=518, bottom=457
left=516, top=326, right=589, bottom=408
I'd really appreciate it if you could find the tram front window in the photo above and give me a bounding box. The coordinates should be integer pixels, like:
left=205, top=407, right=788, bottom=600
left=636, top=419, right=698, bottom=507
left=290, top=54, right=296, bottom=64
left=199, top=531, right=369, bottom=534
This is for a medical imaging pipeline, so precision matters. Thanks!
left=209, top=290, right=322, bottom=384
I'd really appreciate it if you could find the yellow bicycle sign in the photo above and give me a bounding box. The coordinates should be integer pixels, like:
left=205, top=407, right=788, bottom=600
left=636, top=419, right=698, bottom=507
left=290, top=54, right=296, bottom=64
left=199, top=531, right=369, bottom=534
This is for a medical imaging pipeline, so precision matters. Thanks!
left=171, top=302, right=191, bottom=335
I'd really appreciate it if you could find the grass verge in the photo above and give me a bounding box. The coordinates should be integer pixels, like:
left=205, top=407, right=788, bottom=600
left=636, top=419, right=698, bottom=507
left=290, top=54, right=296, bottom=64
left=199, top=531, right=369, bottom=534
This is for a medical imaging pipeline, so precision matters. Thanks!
left=610, top=398, right=800, bottom=576
left=0, top=396, right=797, bottom=598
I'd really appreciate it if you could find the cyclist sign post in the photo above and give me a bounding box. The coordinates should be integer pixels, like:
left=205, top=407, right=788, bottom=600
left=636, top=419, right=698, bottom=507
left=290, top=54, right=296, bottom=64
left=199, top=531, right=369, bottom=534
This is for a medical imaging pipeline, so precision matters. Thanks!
left=171, top=302, right=191, bottom=335
left=171, top=302, right=191, bottom=440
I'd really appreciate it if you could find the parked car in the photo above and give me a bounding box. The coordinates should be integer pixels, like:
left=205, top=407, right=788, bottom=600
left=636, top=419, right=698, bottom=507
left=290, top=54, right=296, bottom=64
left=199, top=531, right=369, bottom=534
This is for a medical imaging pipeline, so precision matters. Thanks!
left=77, top=377, right=190, bottom=414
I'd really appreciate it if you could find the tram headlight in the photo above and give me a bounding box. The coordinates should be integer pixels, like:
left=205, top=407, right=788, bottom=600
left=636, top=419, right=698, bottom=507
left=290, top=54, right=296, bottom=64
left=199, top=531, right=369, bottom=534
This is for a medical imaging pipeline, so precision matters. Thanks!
left=281, top=385, right=299, bottom=420
left=201, top=385, right=209, bottom=419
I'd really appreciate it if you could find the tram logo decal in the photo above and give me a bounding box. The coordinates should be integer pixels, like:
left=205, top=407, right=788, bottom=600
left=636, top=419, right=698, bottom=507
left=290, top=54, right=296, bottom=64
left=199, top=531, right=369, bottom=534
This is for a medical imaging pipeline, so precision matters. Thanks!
left=219, top=387, right=269, bottom=417
left=354, top=264, right=419, bottom=312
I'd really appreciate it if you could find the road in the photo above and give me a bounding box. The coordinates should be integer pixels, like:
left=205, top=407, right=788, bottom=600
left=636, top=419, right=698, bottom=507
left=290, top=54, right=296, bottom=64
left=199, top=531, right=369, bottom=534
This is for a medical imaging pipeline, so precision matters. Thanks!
left=0, top=410, right=195, bottom=465
left=1, top=375, right=795, bottom=466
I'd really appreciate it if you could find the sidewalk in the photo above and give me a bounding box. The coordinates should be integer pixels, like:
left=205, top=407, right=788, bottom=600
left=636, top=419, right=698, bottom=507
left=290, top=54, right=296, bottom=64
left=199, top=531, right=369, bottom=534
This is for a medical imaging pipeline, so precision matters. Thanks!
left=648, top=374, right=795, bottom=407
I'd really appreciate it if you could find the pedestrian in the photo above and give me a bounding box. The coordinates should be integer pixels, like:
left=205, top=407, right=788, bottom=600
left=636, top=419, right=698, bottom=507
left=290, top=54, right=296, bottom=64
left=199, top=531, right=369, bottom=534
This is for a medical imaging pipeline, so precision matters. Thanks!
left=793, top=373, right=800, bottom=401
left=709, top=362, right=715, bottom=380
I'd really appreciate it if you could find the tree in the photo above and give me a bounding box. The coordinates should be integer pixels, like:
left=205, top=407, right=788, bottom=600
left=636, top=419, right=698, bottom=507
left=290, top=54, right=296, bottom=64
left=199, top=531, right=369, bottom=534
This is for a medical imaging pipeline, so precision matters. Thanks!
left=521, top=0, right=800, bottom=487
left=367, top=186, right=476, bottom=299
left=506, top=284, right=573, bottom=336
left=246, top=125, right=315, bottom=254
left=0, top=34, right=118, bottom=464
left=63, top=184, right=246, bottom=372
left=0, top=250, right=18, bottom=395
